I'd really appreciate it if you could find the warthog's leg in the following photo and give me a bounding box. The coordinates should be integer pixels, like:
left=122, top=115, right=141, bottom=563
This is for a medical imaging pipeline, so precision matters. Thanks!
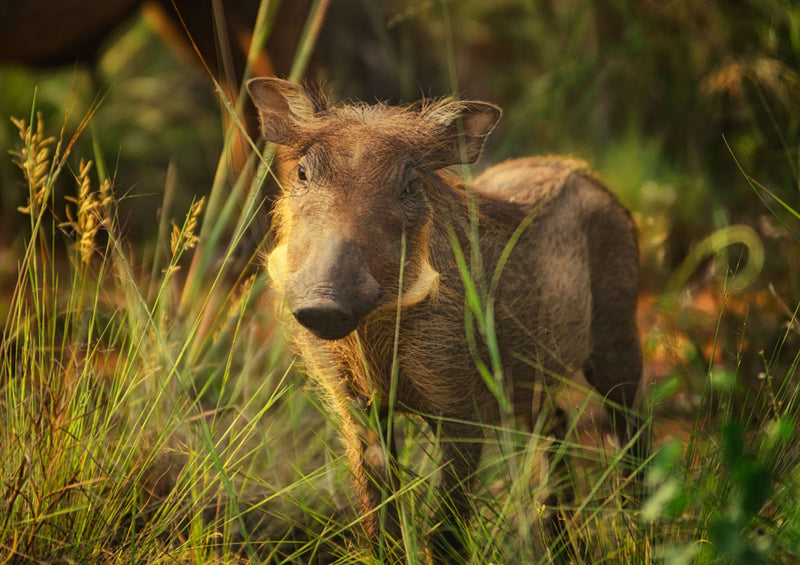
left=583, top=314, right=647, bottom=496
left=583, top=203, right=647, bottom=490
left=425, top=419, right=484, bottom=565
left=340, top=406, right=403, bottom=557
left=542, top=406, right=579, bottom=562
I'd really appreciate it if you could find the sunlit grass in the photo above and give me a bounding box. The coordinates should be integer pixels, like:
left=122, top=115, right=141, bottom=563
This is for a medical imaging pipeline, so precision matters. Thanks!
left=1, top=87, right=653, bottom=565
left=0, top=107, right=318, bottom=563
left=1, top=1, right=800, bottom=564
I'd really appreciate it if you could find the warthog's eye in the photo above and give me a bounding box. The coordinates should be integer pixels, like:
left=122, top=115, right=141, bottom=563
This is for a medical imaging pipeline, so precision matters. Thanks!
left=401, top=177, right=422, bottom=200
left=296, top=163, right=308, bottom=183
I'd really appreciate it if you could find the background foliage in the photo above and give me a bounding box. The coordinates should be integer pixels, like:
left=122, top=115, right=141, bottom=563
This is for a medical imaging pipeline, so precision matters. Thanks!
left=1, top=0, right=799, bottom=563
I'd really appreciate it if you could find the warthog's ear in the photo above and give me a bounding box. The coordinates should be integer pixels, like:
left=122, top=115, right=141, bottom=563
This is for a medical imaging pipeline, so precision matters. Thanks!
left=425, top=101, right=502, bottom=168
left=247, top=78, right=316, bottom=145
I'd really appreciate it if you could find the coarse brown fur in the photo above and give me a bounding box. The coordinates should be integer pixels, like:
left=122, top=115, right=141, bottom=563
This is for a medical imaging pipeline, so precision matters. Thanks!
left=247, top=78, right=645, bottom=564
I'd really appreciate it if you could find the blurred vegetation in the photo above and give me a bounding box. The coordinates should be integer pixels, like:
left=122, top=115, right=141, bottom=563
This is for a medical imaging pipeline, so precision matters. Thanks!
left=2, top=0, right=799, bottom=277
left=2, top=0, right=797, bottom=388
left=1, top=0, right=800, bottom=563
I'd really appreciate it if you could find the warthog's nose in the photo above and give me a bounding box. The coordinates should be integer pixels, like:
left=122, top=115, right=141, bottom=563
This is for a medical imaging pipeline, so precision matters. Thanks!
left=293, top=299, right=359, bottom=341
left=287, top=237, right=381, bottom=340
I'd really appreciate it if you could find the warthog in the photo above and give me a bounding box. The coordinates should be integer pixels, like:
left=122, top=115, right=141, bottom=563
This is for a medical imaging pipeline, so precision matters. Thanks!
left=248, top=77, right=644, bottom=563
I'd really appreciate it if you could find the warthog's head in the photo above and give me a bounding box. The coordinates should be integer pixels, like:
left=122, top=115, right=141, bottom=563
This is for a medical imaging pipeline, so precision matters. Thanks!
left=248, top=78, right=500, bottom=340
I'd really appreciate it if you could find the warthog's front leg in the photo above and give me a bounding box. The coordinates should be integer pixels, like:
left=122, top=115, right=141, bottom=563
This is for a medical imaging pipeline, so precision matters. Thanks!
left=339, top=404, right=403, bottom=559
left=426, top=419, right=485, bottom=565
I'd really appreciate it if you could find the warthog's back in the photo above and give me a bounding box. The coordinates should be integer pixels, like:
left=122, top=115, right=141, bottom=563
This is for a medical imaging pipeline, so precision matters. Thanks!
left=473, top=156, right=591, bottom=209
left=459, top=156, right=639, bottom=397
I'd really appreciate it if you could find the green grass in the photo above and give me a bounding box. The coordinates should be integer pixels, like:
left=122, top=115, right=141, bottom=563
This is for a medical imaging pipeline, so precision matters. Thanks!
left=2, top=1, right=800, bottom=564
left=0, top=110, right=337, bottom=563
left=5, top=105, right=799, bottom=565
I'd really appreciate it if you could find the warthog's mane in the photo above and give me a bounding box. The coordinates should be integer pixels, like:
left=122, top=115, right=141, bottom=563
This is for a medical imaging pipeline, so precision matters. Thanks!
left=278, top=91, right=477, bottom=171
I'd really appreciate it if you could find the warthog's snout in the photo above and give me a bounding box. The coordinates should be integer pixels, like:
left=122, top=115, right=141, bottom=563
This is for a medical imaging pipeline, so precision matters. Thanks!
left=286, top=237, right=381, bottom=341
left=293, top=298, right=358, bottom=341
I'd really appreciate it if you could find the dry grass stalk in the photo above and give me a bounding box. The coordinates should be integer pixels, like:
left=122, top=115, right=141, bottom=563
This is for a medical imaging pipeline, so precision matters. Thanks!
left=10, top=112, right=56, bottom=216
left=170, top=197, right=206, bottom=257
left=213, top=273, right=257, bottom=341
left=62, top=159, right=113, bottom=265
left=165, top=197, right=206, bottom=278
left=702, top=56, right=800, bottom=106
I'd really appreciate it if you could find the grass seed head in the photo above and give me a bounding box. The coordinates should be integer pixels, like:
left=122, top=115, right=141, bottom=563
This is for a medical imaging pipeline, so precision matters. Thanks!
left=702, top=56, right=800, bottom=108
left=62, top=159, right=114, bottom=265
left=170, top=196, right=205, bottom=256
left=10, top=112, right=56, bottom=216
left=213, top=273, right=257, bottom=341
